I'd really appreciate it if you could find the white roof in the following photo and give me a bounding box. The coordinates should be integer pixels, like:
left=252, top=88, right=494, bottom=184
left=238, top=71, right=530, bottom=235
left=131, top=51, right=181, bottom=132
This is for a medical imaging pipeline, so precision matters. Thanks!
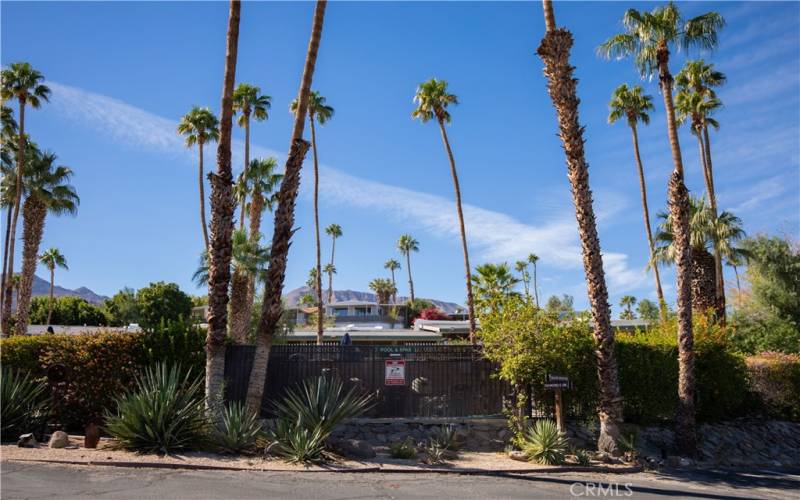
left=413, top=319, right=472, bottom=333
left=326, top=300, right=377, bottom=307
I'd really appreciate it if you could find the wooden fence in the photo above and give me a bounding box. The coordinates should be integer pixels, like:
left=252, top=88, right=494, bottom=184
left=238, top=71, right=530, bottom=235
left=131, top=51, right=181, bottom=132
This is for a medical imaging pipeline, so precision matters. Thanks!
left=223, top=344, right=510, bottom=418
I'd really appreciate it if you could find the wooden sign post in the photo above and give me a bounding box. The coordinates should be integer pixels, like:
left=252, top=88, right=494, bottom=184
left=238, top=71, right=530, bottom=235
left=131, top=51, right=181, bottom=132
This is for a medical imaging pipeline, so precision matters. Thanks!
left=544, top=374, right=570, bottom=432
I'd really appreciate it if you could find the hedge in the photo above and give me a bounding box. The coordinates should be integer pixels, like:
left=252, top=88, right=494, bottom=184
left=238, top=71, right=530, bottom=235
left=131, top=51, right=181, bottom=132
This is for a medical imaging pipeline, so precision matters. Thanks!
left=746, top=352, right=800, bottom=420
left=0, top=322, right=205, bottom=429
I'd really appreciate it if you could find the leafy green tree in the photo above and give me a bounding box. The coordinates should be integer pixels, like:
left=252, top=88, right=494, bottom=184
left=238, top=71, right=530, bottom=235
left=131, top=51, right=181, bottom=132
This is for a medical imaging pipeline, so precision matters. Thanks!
left=545, top=294, right=575, bottom=318
left=232, top=83, right=271, bottom=230
left=38, top=247, right=68, bottom=325
left=104, top=287, right=140, bottom=326
left=599, top=2, right=725, bottom=454
left=412, top=78, right=476, bottom=342
left=1, top=62, right=51, bottom=335
left=14, top=150, right=79, bottom=335
left=619, top=295, right=637, bottom=320
left=741, top=235, right=800, bottom=327
left=29, top=295, right=107, bottom=326
left=177, top=107, right=219, bottom=251
left=608, top=84, right=666, bottom=321
left=636, top=299, right=660, bottom=322
left=136, top=282, right=192, bottom=331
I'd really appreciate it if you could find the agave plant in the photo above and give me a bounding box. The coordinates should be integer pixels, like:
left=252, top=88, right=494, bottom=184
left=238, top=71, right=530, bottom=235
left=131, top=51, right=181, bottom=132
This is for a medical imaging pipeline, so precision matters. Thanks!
left=211, top=401, right=264, bottom=454
left=0, top=367, right=51, bottom=441
left=104, top=363, right=207, bottom=454
left=267, top=376, right=373, bottom=462
left=521, top=419, right=569, bottom=465
left=430, top=424, right=459, bottom=451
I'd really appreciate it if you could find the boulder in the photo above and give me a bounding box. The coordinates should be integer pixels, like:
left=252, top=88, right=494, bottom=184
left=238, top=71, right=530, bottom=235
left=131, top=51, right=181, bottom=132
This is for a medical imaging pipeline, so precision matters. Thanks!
left=508, top=450, right=528, bottom=462
left=328, top=438, right=376, bottom=458
left=48, top=431, right=69, bottom=448
left=17, top=433, right=37, bottom=448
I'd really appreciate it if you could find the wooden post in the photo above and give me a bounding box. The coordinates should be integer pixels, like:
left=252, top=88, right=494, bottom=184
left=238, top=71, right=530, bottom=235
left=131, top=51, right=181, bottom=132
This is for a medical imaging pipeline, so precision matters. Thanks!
left=554, top=388, right=565, bottom=432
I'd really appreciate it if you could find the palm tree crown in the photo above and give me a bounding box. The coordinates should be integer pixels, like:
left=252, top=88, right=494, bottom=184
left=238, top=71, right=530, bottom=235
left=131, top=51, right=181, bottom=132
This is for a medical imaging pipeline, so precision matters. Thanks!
left=177, top=107, right=220, bottom=147
left=39, top=247, right=68, bottom=272
left=397, top=235, right=419, bottom=255
left=292, top=90, right=334, bottom=124
left=24, top=151, right=80, bottom=215
left=384, top=259, right=400, bottom=273
left=232, top=83, right=271, bottom=127
left=1, top=62, right=51, bottom=107
left=411, top=78, right=458, bottom=124
left=236, top=157, right=283, bottom=215
left=675, top=60, right=726, bottom=97
left=598, top=3, right=725, bottom=78
left=325, top=223, right=342, bottom=239
left=608, top=84, right=654, bottom=128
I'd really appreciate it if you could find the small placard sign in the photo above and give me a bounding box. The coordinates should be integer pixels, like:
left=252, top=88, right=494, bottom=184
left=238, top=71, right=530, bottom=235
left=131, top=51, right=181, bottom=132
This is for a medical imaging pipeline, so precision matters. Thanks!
left=545, top=374, right=571, bottom=390
left=385, top=359, right=406, bottom=386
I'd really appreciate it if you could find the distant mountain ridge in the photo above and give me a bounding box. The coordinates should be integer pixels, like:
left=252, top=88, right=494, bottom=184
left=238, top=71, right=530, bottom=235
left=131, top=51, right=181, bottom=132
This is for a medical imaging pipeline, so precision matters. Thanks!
left=283, top=287, right=464, bottom=314
left=12, top=274, right=109, bottom=307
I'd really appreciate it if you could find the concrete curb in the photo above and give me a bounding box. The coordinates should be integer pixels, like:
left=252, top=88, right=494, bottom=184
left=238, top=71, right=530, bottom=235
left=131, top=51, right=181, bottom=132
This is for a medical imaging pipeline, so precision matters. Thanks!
left=6, top=458, right=643, bottom=475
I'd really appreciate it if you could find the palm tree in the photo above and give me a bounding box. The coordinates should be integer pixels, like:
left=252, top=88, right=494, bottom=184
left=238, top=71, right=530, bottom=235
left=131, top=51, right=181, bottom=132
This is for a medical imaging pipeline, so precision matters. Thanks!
left=527, top=253, right=540, bottom=307
left=1, top=62, right=50, bottom=336
left=608, top=84, right=667, bottom=321
left=232, top=83, right=271, bottom=231
left=1, top=137, right=18, bottom=324
left=619, top=295, right=637, bottom=320
left=237, top=157, right=282, bottom=340
left=369, top=278, right=396, bottom=314
left=323, top=223, right=342, bottom=303
left=291, top=92, right=334, bottom=344
left=205, top=0, right=241, bottom=410
left=227, top=229, right=270, bottom=343
left=412, top=78, right=477, bottom=343
left=675, top=60, right=726, bottom=316
left=397, top=235, right=419, bottom=303
left=14, top=151, right=79, bottom=335
left=248, top=0, right=328, bottom=413
left=39, top=247, right=67, bottom=325
left=471, top=263, right=520, bottom=313
left=515, top=260, right=530, bottom=298
left=177, top=106, right=220, bottom=251
left=384, top=258, right=401, bottom=303
left=599, top=2, right=725, bottom=455
left=538, top=0, right=624, bottom=454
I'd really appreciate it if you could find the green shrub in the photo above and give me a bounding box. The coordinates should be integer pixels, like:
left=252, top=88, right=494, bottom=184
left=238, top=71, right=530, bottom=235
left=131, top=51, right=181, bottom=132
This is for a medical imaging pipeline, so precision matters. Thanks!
left=574, top=448, right=592, bottom=466
left=105, top=363, right=207, bottom=454
left=29, top=296, right=109, bottom=326
left=0, top=367, right=51, bottom=441
left=746, top=353, right=800, bottom=420
left=521, top=419, right=568, bottom=465
left=389, top=438, right=418, bottom=459
left=211, top=402, right=264, bottom=454
left=136, top=282, right=193, bottom=331
left=0, top=325, right=206, bottom=430
left=267, top=376, right=373, bottom=462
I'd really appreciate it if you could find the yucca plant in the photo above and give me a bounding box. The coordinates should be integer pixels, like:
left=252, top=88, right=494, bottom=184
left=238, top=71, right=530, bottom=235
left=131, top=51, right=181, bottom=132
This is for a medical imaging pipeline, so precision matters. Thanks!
left=0, top=367, right=51, bottom=441
left=267, top=376, right=373, bottom=462
left=105, top=363, right=207, bottom=454
left=422, top=442, right=448, bottom=464
left=521, top=419, right=569, bottom=465
left=211, top=401, right=264, bottom=454
left=574, top=448, right=592, bottom=466
left=431, top=424, right=459, bottom=451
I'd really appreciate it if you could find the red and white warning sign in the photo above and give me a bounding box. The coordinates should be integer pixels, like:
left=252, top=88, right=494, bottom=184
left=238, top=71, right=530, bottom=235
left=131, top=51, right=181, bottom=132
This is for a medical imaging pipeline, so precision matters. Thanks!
left=384, top=359, right=406, bottom=386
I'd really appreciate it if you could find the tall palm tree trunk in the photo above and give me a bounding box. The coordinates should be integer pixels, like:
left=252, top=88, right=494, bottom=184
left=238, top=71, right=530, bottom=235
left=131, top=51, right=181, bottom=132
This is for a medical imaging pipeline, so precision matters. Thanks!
left=198, top=142, right=211, bottom=251
left=14, top=197, right=46, bottom=336
left=537, top=0, right=623, bottom=455
left=228, top=270, right=250, bottom=343
left=390, top=269, right=397, bottom=303
left=437, top=120, right=476, bottom=343
left=2, top=101, right=25, bottom=336
left=246, top=0, right=326, bottom=414
left=47, top=267, right=55, bottom=325
left=532, top=262, right=539, bottom=307
left=631, top=124, right=667, bottom=322
left=405, top=252, right=414, bottom=303
left=205, top=0, right=241, bottom=408
left=1, top=203, right=14, bottom=325
left=310, top=116, right=324, bottom=344
left=243, top=190, right=265, bottom=320
left=657, top=42, right=696, bottom=455
left=702, top=125, right=725, bottom=321
left=327, top=236, right=336, bottom=303
left=240, top=115, right=250, bottom=231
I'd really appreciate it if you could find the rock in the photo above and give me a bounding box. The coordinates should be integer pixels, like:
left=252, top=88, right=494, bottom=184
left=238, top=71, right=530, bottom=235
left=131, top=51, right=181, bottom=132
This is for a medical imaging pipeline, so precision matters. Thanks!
left=508, top=450, right=528, bottom=462
left=17, top=433, right=37, bottom=448
left=328, top=438, right=376, bottom=458
left=666, top=456, right=694, bottom=468
left=48, top=431, right=69, bottom=448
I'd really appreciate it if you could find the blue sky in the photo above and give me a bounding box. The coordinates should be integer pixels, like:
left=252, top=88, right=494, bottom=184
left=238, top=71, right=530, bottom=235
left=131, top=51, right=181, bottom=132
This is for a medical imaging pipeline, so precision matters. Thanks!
left=2, top=1, right=798, bottom=315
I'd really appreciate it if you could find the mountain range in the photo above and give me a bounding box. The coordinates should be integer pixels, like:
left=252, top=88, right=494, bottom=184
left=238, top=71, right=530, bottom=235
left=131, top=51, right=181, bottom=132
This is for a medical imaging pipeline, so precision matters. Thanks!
left=283, top=287, right=465, bottom=314
left=12, top=274, right=109, bottom=307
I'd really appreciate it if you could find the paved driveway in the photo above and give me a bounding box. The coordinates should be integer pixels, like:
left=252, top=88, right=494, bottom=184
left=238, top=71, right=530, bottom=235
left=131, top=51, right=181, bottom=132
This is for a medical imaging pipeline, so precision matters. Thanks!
left=2, top=461, right=798, bottom=499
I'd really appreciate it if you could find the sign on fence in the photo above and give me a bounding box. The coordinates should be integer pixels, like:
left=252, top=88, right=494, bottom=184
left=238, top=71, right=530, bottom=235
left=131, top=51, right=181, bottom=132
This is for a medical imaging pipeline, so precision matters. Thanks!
left=385, top=359, right=406, bottom=386
left=544, top=374, right=571, bottom=390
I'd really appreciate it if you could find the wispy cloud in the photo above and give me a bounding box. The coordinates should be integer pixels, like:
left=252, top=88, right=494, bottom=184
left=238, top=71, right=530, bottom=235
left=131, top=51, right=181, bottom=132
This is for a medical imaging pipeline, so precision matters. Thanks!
left=45, top=81, right=647, bottom=293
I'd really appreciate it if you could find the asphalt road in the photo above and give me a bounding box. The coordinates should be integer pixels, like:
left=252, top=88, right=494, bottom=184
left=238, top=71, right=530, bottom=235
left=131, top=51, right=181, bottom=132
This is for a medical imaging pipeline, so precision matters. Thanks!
left=2, top=461, right=799, bottom=500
